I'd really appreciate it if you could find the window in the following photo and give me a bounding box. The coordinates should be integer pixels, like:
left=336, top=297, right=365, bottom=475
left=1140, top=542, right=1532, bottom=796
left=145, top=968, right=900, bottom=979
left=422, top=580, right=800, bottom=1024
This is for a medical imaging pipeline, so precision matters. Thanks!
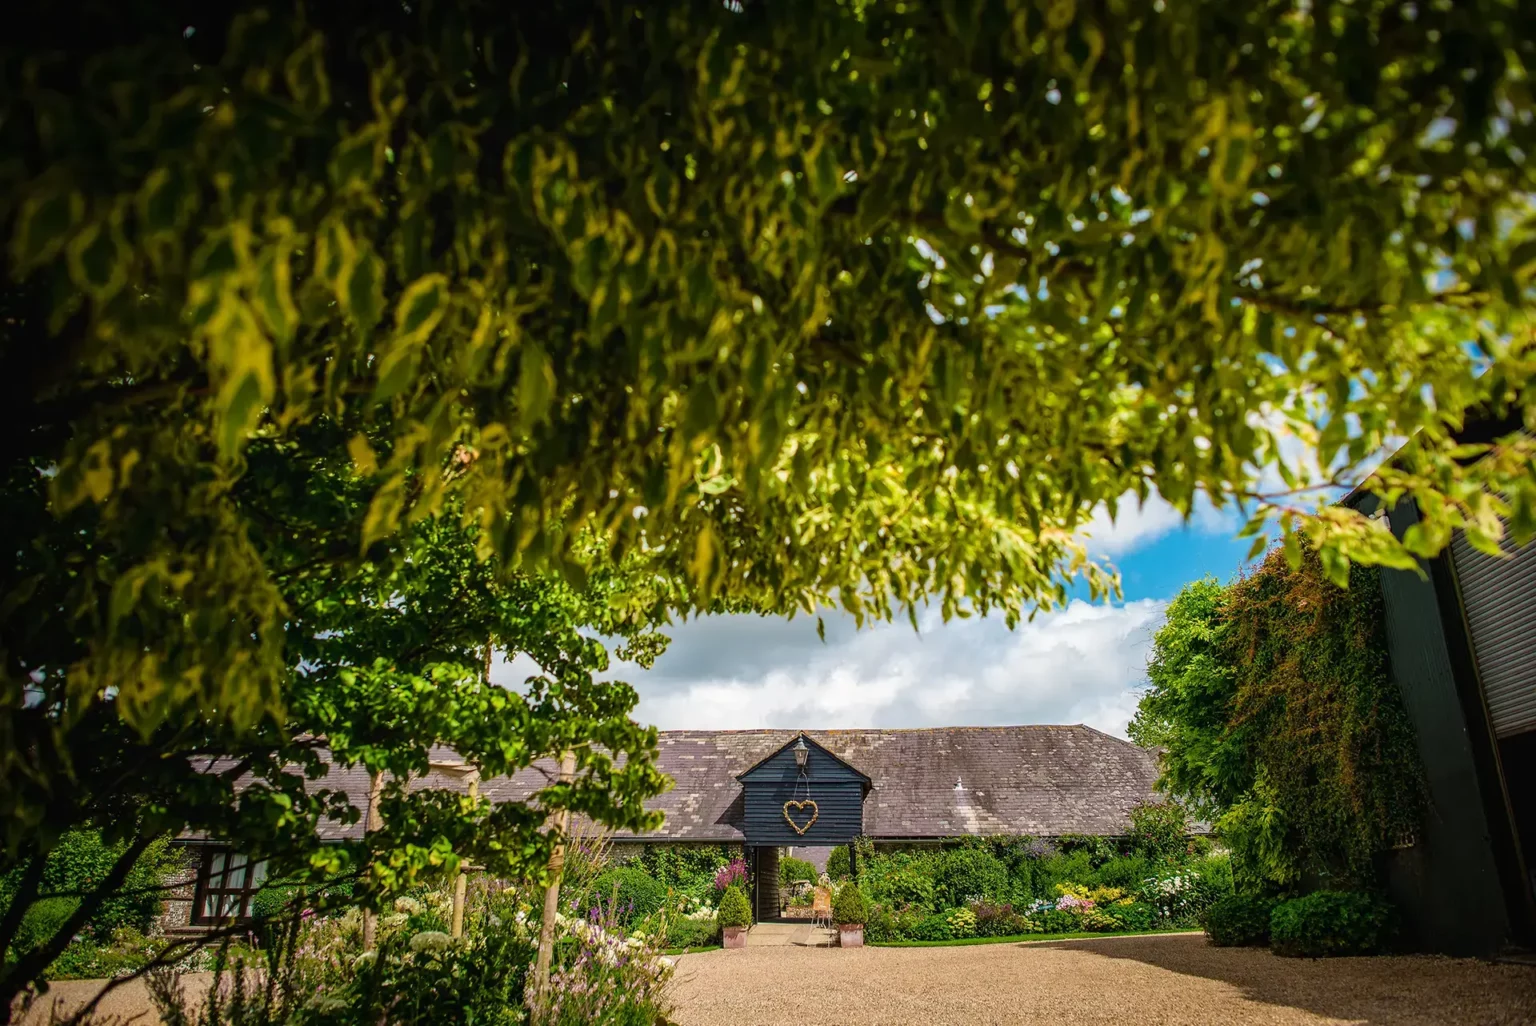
left=192, top=848, right=268, bottom=923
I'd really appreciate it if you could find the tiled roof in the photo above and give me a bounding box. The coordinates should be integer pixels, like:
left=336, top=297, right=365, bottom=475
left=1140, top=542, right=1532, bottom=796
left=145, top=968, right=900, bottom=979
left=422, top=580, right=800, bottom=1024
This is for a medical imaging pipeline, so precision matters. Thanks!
left=472, top=726, right=1166, bottom=842
left=206, top=727, right=1165, bottom=844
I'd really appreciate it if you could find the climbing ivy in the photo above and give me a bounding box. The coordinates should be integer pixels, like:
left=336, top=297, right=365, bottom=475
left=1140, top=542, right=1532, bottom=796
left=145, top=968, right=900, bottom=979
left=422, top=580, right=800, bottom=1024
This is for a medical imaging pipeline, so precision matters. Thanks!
left=1132, top=549, right=1424, bottom=891
left=1224, top=549, right=1424, bottom=889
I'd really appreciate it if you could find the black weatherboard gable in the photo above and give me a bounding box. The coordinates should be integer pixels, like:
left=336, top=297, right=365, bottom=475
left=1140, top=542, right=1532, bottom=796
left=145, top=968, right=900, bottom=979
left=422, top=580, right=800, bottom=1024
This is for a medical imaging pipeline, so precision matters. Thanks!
left=737, top=732, right=872, bottom=789
left=737, top=732, right=868, bottom=845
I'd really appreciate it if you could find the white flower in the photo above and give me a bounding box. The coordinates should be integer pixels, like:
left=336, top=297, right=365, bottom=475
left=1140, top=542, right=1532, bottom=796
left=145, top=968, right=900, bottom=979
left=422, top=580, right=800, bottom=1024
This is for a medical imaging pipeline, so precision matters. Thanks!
left=408, top=930, right=454, bottom=954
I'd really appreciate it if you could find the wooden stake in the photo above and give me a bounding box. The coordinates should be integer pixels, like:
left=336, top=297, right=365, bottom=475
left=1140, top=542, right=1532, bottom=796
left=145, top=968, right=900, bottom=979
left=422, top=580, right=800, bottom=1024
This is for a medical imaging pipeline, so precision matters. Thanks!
left=529, top=751, right=575, bottom=1018
left=451, top=772, right=480, bottom=939
left=361, top=769, right=383, bottom=951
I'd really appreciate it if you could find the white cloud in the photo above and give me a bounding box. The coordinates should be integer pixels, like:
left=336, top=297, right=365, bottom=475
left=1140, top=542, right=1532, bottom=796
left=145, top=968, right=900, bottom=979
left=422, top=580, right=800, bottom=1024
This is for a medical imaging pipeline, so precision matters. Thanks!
left=1076, top=489, right=1235, bottom=559
left=609, top=599, right=1167, bottom=738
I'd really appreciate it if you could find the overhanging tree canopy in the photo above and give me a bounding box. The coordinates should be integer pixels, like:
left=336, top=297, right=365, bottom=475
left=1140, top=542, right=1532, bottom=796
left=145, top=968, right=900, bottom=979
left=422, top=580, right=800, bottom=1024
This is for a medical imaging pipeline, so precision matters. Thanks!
left=4, top=0, right=1535, bottom=733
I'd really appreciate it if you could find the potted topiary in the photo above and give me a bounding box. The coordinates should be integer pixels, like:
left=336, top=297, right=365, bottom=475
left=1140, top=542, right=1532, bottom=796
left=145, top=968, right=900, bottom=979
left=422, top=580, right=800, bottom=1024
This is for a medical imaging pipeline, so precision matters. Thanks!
left=717, top=884, right=752, bottom=949
left=832, top=882, right=868, bottom=948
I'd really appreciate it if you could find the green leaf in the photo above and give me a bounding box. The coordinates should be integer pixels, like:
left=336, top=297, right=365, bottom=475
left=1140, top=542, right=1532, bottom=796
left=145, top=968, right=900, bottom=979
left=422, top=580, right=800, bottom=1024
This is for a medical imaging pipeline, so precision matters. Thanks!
left=1282, top=530, right=1303, bottom=571
left=9, top=187, right=84, bottom=270
left=66, top=215, right=129, bottom=301
left=284, top=33, right=331, bottom=114
left=392, top=273, right=450, bottom=343
left=343, top=245, right=387, bottom=336
left=644, top=163, right=678, bottom=217
left=683, top=380, right=719, bottom=441
left=361, top=474, right=408, bottom=551
left=517, top=342, right=556, bottom=427
left=331, top=125, right=386, bottom=190
left=253, top=242, right=299, bottom=343
left=137, top=166, right=194, bottom=238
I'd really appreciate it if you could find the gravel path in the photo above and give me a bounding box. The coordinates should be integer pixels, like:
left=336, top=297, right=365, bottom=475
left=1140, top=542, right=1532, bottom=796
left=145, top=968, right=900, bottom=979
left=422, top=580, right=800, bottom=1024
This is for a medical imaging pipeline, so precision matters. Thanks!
left=17, top=973, right=213, bottom=1025
left=20, top=936, right=1536, bottom=1025
left=666, top=934, right=1536, bottom=1026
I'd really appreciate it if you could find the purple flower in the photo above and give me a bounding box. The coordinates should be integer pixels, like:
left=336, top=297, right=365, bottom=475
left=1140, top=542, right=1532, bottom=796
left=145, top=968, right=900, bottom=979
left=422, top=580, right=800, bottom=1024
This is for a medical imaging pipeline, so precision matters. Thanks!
left=713, top=859, right=747, bottom=892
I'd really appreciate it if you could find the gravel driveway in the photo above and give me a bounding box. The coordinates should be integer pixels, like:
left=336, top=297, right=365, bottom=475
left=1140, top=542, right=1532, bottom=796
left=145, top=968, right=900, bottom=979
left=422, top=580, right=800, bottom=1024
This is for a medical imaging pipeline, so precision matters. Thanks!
left=667, top=933, right=1536, bottom=1026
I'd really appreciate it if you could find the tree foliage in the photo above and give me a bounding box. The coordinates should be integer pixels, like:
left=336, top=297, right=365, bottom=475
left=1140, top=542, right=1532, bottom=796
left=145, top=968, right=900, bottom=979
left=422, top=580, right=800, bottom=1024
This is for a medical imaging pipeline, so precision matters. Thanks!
left=1131, top=549, right=1424, bottom=892
left=4, top=0, right=1536, bottom=739
left=0, top=418, right=671, bottom=1016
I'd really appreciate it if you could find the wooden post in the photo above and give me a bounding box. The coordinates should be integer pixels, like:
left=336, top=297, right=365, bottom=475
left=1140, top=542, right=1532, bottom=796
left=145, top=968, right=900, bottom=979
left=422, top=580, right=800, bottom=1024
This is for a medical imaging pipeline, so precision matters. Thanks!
left=361, top=769, right=383, bottom=951
left=451, top=771, right=480, bottom=939
left=529, top=751, right=575, bottom=1018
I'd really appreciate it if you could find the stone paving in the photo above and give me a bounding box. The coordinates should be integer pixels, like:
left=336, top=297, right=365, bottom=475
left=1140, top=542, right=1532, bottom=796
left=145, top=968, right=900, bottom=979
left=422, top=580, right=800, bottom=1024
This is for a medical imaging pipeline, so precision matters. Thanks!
left=747, top=921, right=837, bottom=947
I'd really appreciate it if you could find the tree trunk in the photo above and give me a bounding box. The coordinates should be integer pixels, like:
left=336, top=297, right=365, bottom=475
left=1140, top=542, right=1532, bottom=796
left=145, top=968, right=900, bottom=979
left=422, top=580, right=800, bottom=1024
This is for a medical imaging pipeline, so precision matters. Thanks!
left=528, top=751, right=575, bottom=1019
left=360, top=769, right=383, bottom=952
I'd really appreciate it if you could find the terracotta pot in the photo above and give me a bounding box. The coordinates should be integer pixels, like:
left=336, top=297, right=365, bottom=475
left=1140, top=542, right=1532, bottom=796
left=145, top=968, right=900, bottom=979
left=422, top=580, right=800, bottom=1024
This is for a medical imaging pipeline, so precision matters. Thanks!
left=838, top=924, right=864, bottom=948
left=722, top=925, right=748, bottom=949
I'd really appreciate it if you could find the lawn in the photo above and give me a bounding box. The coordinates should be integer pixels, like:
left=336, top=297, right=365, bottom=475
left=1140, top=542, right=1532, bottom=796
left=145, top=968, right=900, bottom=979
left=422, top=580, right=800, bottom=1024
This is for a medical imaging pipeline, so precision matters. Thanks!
left=870, top=927, right=1198, bottom=948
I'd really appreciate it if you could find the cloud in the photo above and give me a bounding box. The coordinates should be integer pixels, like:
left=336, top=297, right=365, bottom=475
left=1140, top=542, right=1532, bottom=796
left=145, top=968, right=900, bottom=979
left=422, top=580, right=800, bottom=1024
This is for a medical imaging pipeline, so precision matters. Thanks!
left=592, top=599, right=1167, bottom=739
left=1076, top=489, right=1236, bottom=559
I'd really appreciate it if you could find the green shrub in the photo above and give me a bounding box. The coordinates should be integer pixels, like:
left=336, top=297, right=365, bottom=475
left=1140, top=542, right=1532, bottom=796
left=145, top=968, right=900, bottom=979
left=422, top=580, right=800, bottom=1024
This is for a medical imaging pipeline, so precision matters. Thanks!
left=249, top=885, right=299, bottom=922
left=250, top=880, right=354, bottom=925
left=1106, top=901, right=1159, bottom=932
left=1057, top=835, right=1121, bottom=867
left=865, top=904, right=923, bottom=942
left=934, top=847, right=1007, bottom=908
left=44, top=928, right=160, bottom=981
left=588, top=867, right=668, bottom=926
left=12, top=897, right=82, bottom=956
left=832, top=884, right=867, bottom=926
left=910, top=913, right=953, bottom=942
left=826, top=846, right=851, bottom=880
left=717, top=886, right=752, bottom=928
left=779, top=856, right=817, bottom=888
left=631, top=845, right=735, bottom=891
left=1079, top=909, right=1123, bottom=932
left=1191, top=852, right=1235, bottom=895
left=1140, top=871, right=1225, bottom=927
left=1203, top=894, right=1277, bottom=947
left=1128, top=802, right=1192, bottom=863
left=1032, top=851, right=1094, bottom=894
left=1269, top=891, right=1395, bottom=957
left=860, top=851, right=938, bottom=910
left=0, top=832, right=178, bottom=945
left=663, top=915, right=718, bottom=950
left=1026, top=909, right=1079, bottom=935
left=1092, top=856, right=1151, bottom=891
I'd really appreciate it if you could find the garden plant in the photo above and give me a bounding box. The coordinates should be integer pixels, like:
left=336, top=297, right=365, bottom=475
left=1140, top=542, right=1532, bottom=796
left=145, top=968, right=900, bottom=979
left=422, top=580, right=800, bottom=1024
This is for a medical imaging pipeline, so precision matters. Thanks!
left=5, top=0, right=1533, bottom=1017
left=855, top=803, right=1227, bottom=944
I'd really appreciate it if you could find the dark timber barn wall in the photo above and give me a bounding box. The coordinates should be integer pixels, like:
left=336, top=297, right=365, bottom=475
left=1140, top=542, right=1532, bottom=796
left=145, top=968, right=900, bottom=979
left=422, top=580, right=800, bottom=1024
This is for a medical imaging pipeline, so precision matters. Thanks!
left=739, top=739, right=867, bottom=847
left=737, top=737, right=867, bottom=922
left=1355, top=487, right=1536, bottom=955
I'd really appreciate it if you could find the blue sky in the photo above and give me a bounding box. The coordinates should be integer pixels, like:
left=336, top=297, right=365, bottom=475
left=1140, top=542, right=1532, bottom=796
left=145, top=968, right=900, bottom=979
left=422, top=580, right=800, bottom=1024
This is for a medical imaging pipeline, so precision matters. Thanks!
left=493, top=499, right=1264, bottom=739
left=1092, top=517, right=1258, bottom=604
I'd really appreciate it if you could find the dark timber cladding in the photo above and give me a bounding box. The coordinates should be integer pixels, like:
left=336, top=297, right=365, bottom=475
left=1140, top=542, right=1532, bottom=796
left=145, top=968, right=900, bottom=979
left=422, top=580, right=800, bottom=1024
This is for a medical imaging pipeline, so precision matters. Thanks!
left=738, top=735, right=869, bottom=846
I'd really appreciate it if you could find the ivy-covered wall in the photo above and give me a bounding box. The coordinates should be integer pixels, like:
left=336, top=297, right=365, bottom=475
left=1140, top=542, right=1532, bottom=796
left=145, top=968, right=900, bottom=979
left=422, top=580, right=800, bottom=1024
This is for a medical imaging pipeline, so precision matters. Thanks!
left=1132, top=549, right=1425, bottom=896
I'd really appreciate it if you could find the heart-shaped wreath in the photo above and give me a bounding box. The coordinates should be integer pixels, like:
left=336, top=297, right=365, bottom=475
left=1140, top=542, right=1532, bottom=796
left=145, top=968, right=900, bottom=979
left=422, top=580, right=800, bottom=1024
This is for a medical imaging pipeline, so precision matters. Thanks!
left=782, top=799, right=819, bottom=836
